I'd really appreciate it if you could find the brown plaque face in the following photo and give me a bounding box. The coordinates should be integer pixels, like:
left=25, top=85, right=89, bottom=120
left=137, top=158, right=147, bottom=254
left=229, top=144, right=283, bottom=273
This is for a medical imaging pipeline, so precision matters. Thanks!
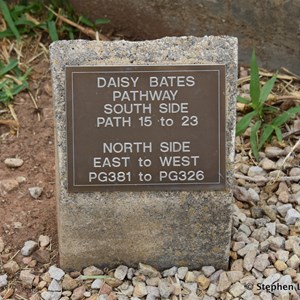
left=66, top=65, right=226, bottom=192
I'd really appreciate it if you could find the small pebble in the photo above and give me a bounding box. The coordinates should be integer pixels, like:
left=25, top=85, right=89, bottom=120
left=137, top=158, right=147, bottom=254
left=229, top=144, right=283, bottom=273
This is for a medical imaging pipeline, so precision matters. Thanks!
left=83, top=266, right=103, bottom=276
left=28, top=187, right=43, bottom=199
left=262, top=205, right=277, bottom=221
left=197, top=275, right=210, bottom=289
left=91, top=278, right=102, bottom=289
left=138, top=263, right=159, bottom=278
left=4, top=158, right=24, bottom=168
left=49, top=266, right=65, bottom=281
left=21, top=240, right=38, bottom=256
left=0, top=274, right=8, bottom=288
left=274, top=260, right=288, bottom=271
left=201, top=266, right=215, bottom=277
left=114, top=265, right=128, bottom=281
left=265, top=146, right=285, bottom=158
left=162, top=266, right=177, bottom=277
left=260, top=157, right=276, bottom=170
left=0, top=237, right=4, bottom=253
left=0, top=179, right=19, bottom=193
left=247, top=166, right=266, bottom=177
left=285, top=208, right=300, bottom=225
left=39, top=235, right=50, bottom=248
left=290, top=167, right=300, bottom=176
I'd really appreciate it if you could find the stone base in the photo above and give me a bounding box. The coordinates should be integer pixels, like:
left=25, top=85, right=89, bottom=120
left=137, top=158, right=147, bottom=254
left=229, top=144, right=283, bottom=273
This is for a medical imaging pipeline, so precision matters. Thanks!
left=50, top=37, right=237, bottom=270
left=58, top=191, right=232, bottom=270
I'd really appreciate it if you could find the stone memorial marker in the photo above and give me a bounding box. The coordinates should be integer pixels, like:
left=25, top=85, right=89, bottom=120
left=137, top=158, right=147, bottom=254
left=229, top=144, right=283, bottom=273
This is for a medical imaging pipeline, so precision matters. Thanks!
left=50, top=36, right=237, bottom=270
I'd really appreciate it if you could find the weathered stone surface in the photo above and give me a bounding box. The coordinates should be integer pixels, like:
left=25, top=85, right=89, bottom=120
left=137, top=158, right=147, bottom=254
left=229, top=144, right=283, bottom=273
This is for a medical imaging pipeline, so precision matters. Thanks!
left=50, top=37, right=237, bottom=270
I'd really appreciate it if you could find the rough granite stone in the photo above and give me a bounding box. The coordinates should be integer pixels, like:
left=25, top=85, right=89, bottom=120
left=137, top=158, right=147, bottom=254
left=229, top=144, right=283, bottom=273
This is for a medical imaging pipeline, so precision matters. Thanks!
left=50, top=37, right=237, bottom=270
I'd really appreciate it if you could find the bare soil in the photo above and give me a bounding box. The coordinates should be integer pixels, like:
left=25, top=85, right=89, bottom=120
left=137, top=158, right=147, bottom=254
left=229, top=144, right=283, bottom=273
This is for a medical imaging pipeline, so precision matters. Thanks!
left=0, top=50, right=58, bottom=262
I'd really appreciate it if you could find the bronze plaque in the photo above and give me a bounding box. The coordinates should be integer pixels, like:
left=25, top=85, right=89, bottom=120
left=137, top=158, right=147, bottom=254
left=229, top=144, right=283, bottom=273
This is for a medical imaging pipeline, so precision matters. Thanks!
left=66, top=65, right=226, bottom=192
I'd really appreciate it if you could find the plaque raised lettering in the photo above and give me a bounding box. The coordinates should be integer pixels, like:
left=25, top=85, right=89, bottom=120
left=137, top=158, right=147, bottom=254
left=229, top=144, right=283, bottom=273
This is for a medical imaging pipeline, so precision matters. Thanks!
left=66, top=65, right=226, bottom=192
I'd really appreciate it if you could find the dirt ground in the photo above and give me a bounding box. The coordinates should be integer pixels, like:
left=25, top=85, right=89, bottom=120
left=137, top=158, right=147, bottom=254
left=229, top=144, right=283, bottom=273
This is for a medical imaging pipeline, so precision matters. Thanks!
left=0, top=42, right=59, bottom=262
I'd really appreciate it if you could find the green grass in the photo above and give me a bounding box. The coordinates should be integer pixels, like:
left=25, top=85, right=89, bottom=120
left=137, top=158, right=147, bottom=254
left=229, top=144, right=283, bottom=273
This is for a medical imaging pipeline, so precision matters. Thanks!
left=236, top=50, right=300, bottom=160
left=0, top=0, right=110, bottom=106
left=0, top=0, right=110, bottom=41
left=0, top=59, right=31, bottom=105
